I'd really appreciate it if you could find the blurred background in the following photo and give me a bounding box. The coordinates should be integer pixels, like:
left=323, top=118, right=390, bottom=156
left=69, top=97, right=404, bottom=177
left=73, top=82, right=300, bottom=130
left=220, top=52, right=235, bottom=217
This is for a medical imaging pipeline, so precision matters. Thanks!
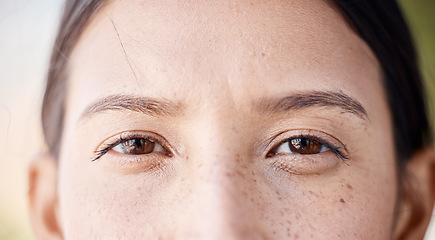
left=0, top=0, right=434, bottom=239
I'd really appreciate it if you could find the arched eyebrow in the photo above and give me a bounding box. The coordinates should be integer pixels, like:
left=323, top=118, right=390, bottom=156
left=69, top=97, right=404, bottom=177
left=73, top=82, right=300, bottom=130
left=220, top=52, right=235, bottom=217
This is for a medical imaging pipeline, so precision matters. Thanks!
left=80, top=91, right=368, bottom=122
left=80, top=94, right=183, bottom=121
left=257, top=91, right=369, bottom=120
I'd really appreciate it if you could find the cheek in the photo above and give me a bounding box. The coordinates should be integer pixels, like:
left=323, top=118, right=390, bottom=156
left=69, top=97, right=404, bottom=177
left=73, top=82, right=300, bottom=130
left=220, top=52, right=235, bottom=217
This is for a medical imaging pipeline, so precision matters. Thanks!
left=257, top=161, right=397, bottom=239
left=57, top=161, right=170, bottom=239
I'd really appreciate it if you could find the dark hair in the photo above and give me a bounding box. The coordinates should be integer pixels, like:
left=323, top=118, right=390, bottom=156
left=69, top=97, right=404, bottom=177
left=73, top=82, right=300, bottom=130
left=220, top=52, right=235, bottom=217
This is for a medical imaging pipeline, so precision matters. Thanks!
left=42, top=0, right=432, bottom=167
left=42, top=0, right=104, bottom=156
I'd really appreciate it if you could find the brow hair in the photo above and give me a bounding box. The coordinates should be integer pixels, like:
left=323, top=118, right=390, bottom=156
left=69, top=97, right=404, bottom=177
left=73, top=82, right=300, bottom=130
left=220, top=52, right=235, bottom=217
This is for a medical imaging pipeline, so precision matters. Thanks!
left=80, top=95, right=182, bottom=121
left=262, top=91, right=368, bottom=119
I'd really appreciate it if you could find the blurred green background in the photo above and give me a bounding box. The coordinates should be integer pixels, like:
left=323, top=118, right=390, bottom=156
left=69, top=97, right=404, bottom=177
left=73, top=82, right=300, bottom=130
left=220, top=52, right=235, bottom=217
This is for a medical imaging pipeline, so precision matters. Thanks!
left=0, top=0, right=433, bottom=239
left=400, top=0, right=435, bottom=131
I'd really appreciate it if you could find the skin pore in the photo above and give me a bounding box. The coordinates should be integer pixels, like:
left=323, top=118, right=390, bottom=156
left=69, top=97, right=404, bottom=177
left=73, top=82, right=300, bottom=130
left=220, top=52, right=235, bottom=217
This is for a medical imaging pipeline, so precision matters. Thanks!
left=28, top=0, right=435, bottom=239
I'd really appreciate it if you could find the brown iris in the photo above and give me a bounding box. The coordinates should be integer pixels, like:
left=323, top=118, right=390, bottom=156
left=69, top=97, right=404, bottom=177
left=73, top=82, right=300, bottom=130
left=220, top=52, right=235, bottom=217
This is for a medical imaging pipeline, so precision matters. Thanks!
left=289, top=138, right=323, bottom=154
left=120, top=138, right=155, bottom=155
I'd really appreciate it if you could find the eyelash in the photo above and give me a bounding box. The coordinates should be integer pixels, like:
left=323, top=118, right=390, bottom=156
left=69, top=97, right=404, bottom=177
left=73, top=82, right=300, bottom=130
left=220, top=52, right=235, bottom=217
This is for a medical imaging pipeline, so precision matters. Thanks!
left=266, top=134, right=348, bottom=161
left=92, top=132, right=348, bottom=163
left=92, top=133, right=168, bottom=162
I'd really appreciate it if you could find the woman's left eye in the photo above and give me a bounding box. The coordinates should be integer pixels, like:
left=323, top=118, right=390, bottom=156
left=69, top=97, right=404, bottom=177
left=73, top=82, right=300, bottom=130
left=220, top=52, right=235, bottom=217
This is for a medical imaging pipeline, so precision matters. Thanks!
left=267, top=137, right=329, bottom=157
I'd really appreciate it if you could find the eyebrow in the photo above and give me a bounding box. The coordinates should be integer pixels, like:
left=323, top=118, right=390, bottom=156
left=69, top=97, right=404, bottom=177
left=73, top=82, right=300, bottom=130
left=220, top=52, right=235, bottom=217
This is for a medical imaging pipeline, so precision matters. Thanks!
left=80, top=95, right=182, bottom=121
left=258, top=91, right=368, bottom=119
left=80, top=91, right=368, bottom=122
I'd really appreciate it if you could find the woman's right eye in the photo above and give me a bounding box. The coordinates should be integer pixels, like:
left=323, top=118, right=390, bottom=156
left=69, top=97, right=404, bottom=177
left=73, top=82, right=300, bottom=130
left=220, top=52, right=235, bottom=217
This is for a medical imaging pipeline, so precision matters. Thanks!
left=112, top=138, right=166, bottom=155
left=92, top=134, right=172, bottom=162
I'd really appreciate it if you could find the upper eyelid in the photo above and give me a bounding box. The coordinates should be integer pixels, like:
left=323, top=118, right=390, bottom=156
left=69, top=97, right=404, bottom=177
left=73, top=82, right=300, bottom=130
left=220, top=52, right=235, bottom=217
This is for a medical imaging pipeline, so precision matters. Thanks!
left=95, top=131, right=167, bottom=150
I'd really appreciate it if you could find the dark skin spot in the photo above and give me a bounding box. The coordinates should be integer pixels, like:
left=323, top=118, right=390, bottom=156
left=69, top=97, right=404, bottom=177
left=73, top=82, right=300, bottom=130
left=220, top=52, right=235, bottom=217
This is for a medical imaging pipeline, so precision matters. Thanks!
left=346, top=184, right=353, bottom=190
left=340, top=199, right=345, bottom=203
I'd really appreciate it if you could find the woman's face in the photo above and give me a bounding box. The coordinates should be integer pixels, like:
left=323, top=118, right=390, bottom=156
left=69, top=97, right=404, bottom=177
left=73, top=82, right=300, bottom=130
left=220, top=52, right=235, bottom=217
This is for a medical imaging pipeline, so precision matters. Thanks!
left=59, top=0, right=397, bottom=238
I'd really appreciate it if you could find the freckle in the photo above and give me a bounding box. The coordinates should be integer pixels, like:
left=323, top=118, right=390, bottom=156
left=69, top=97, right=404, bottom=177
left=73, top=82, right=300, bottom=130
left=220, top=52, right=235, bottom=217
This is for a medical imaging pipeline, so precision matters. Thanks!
left=309, top=223, right=314, bottom=230
left=340, top=199, right=346, bottom=203
left=308, top=190, right=319, bottom=197
left=276, top=190, right=280, bottom=195
left=346, top=184, right=353, bottom=190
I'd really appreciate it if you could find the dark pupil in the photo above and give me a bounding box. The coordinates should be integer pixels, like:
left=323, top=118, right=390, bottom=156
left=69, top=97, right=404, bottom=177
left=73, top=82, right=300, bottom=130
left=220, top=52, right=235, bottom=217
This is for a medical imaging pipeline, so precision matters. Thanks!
left=121, top=138, right=154, bottom=155
left=134, top=139, right=143, bottom=147
left=289, top=138, right=322, bottom=154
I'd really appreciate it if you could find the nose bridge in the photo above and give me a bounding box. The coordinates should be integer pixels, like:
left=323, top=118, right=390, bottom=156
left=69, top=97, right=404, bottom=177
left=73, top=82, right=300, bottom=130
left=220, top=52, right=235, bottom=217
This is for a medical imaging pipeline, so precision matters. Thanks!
left=173, top=116, right=265, bottom=239
left=194, top=115, right=249, bottom=210
left=194, top=125, right=246, bottom=226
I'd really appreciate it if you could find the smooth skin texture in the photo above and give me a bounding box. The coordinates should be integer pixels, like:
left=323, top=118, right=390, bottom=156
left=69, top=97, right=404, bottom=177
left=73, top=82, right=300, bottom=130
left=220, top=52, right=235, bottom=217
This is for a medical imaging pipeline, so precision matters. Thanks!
left=29, top=0, right=435, bottom=239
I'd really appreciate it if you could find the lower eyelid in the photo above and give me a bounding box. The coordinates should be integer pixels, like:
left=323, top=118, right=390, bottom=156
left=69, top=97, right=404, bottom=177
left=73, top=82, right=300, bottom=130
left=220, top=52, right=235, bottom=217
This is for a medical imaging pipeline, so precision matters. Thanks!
left=268, top=151, right=341, bottom=175
left=99, top=150, right=173, bottom=174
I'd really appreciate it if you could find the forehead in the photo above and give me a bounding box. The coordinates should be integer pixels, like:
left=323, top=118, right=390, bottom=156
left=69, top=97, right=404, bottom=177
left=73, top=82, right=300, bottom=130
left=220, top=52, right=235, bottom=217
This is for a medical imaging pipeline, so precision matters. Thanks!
left=68, top=0, right=382, bottom=118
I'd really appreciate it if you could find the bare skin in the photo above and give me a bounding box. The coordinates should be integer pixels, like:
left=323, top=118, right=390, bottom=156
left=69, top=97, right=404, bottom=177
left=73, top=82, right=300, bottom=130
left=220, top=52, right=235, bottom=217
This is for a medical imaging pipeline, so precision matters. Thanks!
left=28, top=0, right=435, bottom=239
